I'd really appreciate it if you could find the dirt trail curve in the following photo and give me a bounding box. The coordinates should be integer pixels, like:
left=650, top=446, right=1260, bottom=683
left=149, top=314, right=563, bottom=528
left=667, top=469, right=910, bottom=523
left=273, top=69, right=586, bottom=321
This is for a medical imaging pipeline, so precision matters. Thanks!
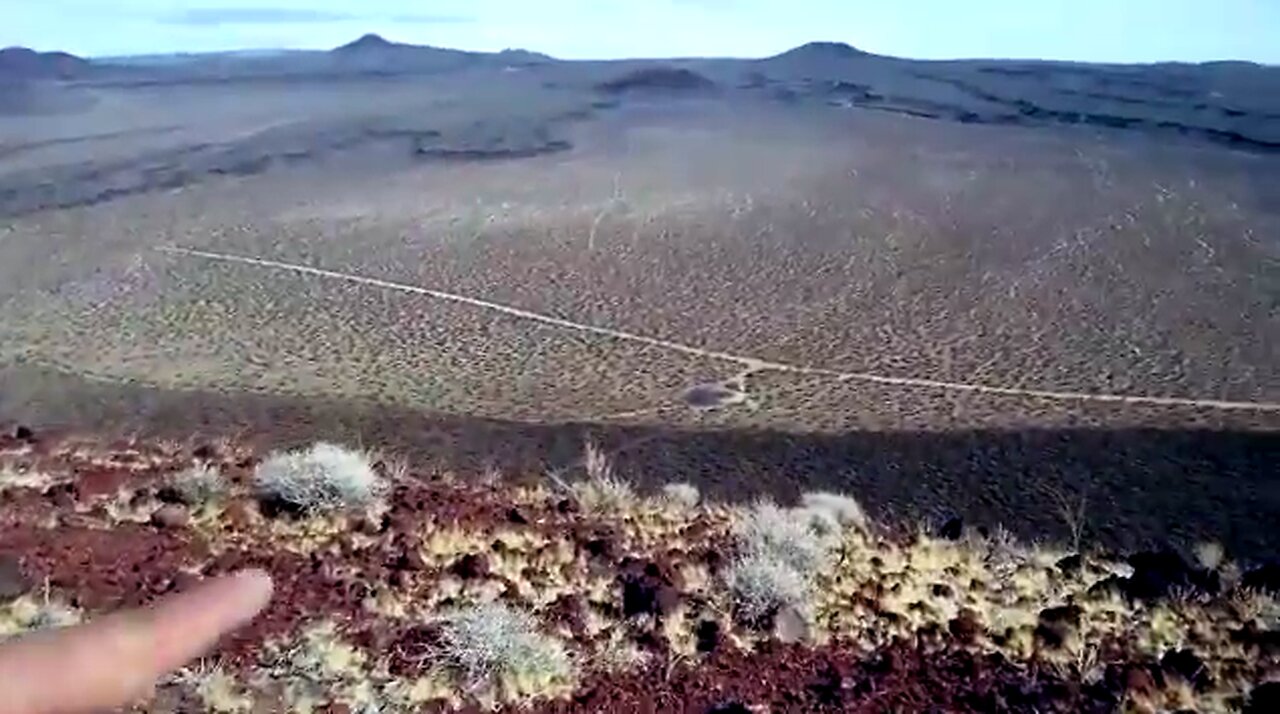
left=159, top=246, right=1280, bottom=414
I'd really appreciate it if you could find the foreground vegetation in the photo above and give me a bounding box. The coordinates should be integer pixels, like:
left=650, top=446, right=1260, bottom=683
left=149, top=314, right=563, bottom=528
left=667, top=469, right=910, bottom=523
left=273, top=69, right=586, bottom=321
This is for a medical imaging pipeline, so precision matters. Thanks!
left=1, top=429, right=1277, bottom=712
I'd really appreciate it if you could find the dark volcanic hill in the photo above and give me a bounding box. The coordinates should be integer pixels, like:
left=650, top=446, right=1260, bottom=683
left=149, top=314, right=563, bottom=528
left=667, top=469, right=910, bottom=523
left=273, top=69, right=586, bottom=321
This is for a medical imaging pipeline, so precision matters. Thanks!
left=333, top=33, right=398, bottom=54
left=0, top=47, right=92, bottom=79
left=495, top=48, right=555, bottom=66
left=1, top=37, right=1278, bottom=216
left=771, top=41, right=869, bottom=61
left=329, top=33, right=483, bottom=72
left=329, top=34, right=553, bottom=71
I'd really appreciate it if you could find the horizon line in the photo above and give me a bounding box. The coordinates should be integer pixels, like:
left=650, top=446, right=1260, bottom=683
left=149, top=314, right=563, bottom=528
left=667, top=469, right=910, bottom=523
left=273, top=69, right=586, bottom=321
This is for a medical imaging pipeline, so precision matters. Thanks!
left=4, top=38, right=1269, bottom=68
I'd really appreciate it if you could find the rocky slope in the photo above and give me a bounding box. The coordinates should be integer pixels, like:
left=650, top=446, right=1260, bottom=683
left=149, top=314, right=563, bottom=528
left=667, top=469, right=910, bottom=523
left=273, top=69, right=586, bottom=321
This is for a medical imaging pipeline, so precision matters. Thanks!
left=1, top=425, right=1277, bottom=712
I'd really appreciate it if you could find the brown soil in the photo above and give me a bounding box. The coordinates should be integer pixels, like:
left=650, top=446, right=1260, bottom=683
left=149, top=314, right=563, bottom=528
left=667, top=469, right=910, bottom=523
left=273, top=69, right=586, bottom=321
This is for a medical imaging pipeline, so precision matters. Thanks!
left=556, top=640, right=1122, bottom=713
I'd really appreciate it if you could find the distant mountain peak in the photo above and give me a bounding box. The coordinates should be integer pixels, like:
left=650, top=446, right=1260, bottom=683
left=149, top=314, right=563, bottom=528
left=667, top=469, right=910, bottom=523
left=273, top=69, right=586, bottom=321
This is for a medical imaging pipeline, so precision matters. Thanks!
left=774, top=41, right=868, bottom=60
left=495, top=48, right=554, bottom=64
left=0, top=46, right=91, bottom=78
left=335, top=34, right=396, bottom=52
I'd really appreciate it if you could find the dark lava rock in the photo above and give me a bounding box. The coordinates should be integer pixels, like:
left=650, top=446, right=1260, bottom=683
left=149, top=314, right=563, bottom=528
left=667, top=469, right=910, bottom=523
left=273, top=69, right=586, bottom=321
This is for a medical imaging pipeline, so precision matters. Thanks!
left=695, top=620, right=721, bottom=653
left=506, top=507, right=529, bottom=525
left=699, top=547, right=724, bottom=571
left=191, top=443, right=216, bottom=460
left=949, top=609, right=983, bottom=643
left=1035, top=605, right=1082, bottom=649
left=13, top=425, right=34, bottom=442
left=706, top=702, right=752, bottom=714
left=392, top=547, right=427, bottom=573
left=1128, top=550, right=1193, bottom=598
left=619, top=559, right=680, bottom=617
left=128, top=488, right=152, bottom=508
left=385, top=567, right=408, bottom=589
left=583, top=536, right=616, bottom=561
left=1040, top=604, right=1083, bottom=627
left=1087, top=574, right=1127, bottom=599
left=257, top=494, right=306, bottom=519
left=1242, top=562, right=1280, bottom=593
left=384, top=534, right=430, bottom=573
left=1056, top=553, right=1084, bottom=575
left=1232, top=622, right=1280, bottom=655
left=0, top=555, right=30, bottom=601
left=597, top=67, right=717, bottom=95
left=1161, top=649, right=1211, bottom=690
left=1123, top=550, right=1218, bottom=600
left=1247, top=682, right=1280, bottom=714
left=807, top=663, right=846, bottom=707
left=354, top=513, right=388, bottom=536
left=155, top=485, right=191, bottom=506
left=449, top=553, right=490, bottom=580
left=1123, top=666, right=1159, bottom=702
left=938, top=516, right=963, bottom=541
left=547, top=594, right=588, bottom=637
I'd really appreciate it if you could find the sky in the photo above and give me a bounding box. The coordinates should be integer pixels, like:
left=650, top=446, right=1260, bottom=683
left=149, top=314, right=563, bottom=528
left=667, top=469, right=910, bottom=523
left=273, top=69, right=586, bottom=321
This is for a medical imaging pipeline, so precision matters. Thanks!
left=4, top=0, right=1278, bottom=64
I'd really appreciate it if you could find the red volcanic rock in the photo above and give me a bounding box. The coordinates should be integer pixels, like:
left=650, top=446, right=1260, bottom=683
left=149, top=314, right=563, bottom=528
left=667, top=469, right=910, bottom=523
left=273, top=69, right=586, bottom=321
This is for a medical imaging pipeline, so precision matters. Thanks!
left=150, top=504, right=191, bottom=529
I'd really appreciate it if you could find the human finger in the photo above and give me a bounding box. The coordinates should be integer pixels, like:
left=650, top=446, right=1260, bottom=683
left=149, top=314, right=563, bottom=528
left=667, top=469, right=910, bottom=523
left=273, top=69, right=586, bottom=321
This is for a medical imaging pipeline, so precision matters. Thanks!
left=0, top=569, right=273, bottom=714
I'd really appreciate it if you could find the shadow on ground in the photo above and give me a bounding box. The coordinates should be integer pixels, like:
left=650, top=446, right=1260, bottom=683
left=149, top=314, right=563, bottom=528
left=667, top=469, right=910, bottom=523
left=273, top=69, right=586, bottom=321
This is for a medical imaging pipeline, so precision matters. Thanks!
left=2, top=364, right=1277, bottom=561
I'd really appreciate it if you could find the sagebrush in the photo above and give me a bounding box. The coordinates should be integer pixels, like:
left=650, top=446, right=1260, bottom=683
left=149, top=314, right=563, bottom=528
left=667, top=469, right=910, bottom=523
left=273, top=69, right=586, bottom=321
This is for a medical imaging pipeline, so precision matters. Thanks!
left=435, top=602, right=575, bottom=697
left=254, top=442, right=385, bottom=512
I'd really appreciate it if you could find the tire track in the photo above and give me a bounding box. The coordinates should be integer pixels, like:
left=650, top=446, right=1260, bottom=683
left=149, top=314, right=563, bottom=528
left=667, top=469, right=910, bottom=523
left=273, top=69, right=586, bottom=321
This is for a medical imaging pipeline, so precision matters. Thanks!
left=158, top=246, right=1280, bottom=413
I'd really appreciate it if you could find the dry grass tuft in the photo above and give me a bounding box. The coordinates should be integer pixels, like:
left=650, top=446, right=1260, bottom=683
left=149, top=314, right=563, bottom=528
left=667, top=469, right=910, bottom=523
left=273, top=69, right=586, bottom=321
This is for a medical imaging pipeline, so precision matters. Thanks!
left=169, top=463, right=228, bottom=505
left=660, top=482, right=701, bottom=510
left=0, top=464, right=58, bottom=492
left=1194, top=541, right=1225, bottom=571
left=725, top=499, right=843, bottom=626
left=568, top=441, right=635, bottom=513
left=733, top=500, right=839, bottom=575
left=590, top=628, right=652, bottom=674
left=800, top=491, right=867, bottom=531
left=0, top=593, right=82, bottom=640
left=435, top=602, right=576, bottom=702
left=254, top=442, right=386, bottom=512
left=261, top=622, right=382, bottom=711
left=176, top=664, right=253, bottom=713
left=725, top=552, right=812, bottom=625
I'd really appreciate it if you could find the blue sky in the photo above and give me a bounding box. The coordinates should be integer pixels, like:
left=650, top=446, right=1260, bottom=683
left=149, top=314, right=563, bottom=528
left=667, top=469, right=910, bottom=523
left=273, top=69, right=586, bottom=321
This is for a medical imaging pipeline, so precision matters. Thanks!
left=5, top=0, right=1278, bottom=63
